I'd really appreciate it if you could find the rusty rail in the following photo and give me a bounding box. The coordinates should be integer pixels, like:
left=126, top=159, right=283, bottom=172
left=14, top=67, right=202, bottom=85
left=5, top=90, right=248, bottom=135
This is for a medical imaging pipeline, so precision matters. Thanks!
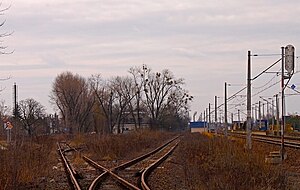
left=88, top=135, right=181, bottom=190
left=141, top=140, right=180, bottom=190
left=57, top=142, right=82, bottom=190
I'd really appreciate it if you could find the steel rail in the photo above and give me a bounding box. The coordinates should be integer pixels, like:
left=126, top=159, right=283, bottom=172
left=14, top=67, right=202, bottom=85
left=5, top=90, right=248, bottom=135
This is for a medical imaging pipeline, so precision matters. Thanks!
left=254, top=138, right=300, bottom=148
left=252, top=136, right=300, bottom=148
left=141, top=140, right=180, bottom=190
left=88, top=171, right=109, bottom=190
left=230, top=131, right=300, bottom=141
left=87, top=135, right=181, bottom=190
left=229, top=132, right=300, bottom=149
left=113, top=135, right=181, bottom=171
left=57, top=142, right=82, bottom=190
left=83, top=156, right=140, bottom=190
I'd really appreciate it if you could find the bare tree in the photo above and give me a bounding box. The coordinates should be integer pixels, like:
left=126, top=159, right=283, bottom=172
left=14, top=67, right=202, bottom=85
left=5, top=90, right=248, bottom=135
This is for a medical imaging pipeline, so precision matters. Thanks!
left=0, top=4, right=13, bottom=94
left=161, top=89, right=192, bottom=130
left=139, top=65, right=192, bottom=129
left=50, top=72, right=95, bottom=133
left=54, top=66, right=192, bottom=133
left=128, top=66, right=145, bottom=129
left=18, top=98, right=45, bottom=136
left=90, top=75, right=136, bottom=133
left=0, top=4, right=13, bottom=55
left=90, top=75, right=115, bottom=133
left=110, top=76, right=136, bottom=133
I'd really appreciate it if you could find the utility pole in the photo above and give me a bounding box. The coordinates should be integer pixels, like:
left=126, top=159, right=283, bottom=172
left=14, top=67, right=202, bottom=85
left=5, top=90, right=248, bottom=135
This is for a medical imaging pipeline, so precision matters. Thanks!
left=276, top=94, right=280, bottom=135
left=255, top=104, right=258, bottom=124
left=259, top=101, right=262, bottom=129
left=267, top=100, right=270, bottom=130
left=238, top=109, right=241, bottom=129
left=224, top=82, right=228, bottom=136
left=215, top=96, right=217, bottom=132
left=272, top=97, right=275, bottom=131
left=204, top=108, right=208, bottom=132
left=281, top=46, right=285, bottom=160
left=252, top=106, right=254, bottom=120
left=246, top=50, right=252, bottom=150
left=13, top=83, right=18, bottom=118
left=209, top=103, right=211, bottom=131
left=267, top=100, right=270, bottom=118
left=262, top=103, right=265, bottom=119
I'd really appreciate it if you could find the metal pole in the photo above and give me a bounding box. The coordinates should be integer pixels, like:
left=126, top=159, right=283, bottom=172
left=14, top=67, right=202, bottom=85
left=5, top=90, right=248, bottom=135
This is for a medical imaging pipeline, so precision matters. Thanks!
left=262, top=103, right=265, bottom=119
left=209, top=103, right=211, bottom=131
left=246, top=50, right=252, bottom=150
left=281, top=46, right=285, bottom=160
left=267, top=100, right=269, bottom=130
left=224, top=82, right=228, bottom=136
left=215, top=96, right=217, bottom=123
left=272, top=98, right=275, bottom=131
left=231, top=113, right=233, bottom=130
left=238, top=109, right=240, bottom=129
left=204, top=110, right=206, bottom=131
left=206, top=109, right=208, bottom=131
left=13, top=83, right=18, bottom=118
left=215, top=96, right=217, bottom=132
left=255, top=104, right=258, bottom=126
left=267, top=100, right=270, bottom=118
left=259, top=101, right=262, bottom=129
left=276, top=94, right=280, bottom=135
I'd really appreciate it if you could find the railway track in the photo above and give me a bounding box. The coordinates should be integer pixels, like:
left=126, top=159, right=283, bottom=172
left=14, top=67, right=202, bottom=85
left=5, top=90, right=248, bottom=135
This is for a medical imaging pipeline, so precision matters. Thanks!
left=228, top=131, right=300, bottom=149
left=57, top=136, right=180, bottom=190
left=57, top=142, right=102, bottom=189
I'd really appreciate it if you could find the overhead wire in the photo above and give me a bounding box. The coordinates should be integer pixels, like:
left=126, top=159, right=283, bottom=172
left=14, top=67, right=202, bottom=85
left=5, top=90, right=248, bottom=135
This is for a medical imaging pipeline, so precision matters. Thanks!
left=252, top=68, right=280, bottom=90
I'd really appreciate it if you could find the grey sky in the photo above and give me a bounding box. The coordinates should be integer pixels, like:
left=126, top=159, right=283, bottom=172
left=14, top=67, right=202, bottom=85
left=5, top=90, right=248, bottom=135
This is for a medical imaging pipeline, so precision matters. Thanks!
left=0, top=0, right=300, bottom=120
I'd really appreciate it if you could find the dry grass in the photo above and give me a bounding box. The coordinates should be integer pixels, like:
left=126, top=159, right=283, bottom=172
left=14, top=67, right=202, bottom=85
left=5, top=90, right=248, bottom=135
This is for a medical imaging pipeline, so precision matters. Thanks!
left=178, top=133, right=286, bottom=190
left=0, top=136, right=57, bottom=189
left=5, top=130, right=286, bottom=189
left=85, top=129, right=175, bottom=160
left=0, top=130, right=176, bottom=189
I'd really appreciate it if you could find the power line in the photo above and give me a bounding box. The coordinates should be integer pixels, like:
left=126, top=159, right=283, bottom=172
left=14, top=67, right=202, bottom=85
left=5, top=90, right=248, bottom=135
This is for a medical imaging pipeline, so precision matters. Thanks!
left=252, top=80, right=281, bottom=98
left=252, top=58, right=282, bottom=81
left=253, top=69, right=280, bottom=90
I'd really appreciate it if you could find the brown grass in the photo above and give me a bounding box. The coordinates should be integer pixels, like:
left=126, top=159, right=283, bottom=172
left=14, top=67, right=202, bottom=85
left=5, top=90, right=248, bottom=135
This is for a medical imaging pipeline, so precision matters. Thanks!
left=4, top=130, right=286, bottom=189
left=0, top=136, right=57, bottom=189
left=85, top=129, right=175, bottom=160
left=0, top=130, right=177, bottom=189
left=178, top=133, right=286, bottom=190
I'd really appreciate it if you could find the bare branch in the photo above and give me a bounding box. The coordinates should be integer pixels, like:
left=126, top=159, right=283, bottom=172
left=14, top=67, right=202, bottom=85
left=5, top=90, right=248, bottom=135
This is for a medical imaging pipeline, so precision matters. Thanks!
left=0, top=4, right=11, bottom=13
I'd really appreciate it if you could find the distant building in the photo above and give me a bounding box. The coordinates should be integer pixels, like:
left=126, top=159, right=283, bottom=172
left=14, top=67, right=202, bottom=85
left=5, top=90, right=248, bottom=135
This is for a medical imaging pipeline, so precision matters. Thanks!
left=119, top=111, right=150, bottom=133
left=189, top=121, right=206, bottom=133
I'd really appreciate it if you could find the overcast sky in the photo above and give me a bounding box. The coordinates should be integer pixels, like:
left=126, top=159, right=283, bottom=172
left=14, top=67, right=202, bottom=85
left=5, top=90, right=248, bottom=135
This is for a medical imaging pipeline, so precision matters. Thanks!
left=0, top=0, right=300, bottom=121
